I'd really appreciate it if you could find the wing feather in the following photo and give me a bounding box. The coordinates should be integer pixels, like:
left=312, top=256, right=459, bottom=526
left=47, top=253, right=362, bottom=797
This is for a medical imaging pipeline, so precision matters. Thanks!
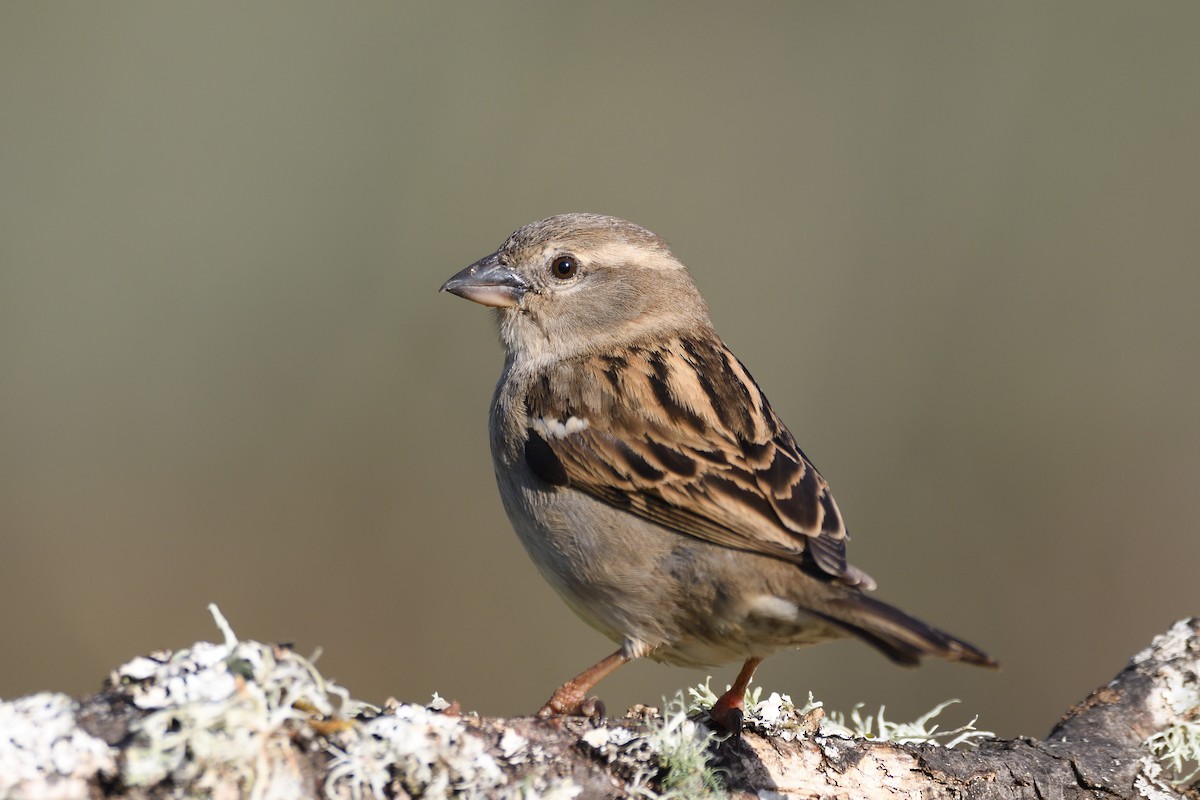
left=523, top=335, right=865, bottom=584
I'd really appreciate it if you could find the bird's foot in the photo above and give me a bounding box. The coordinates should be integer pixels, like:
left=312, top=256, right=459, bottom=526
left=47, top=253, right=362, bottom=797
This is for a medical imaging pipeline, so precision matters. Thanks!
left=537, top=686, right=606, bottom=721
left=704, top=657, right=761, bottom=735
left=580, top=696, right=606, bottom=721
left=707, top=690, right=746, bottom=734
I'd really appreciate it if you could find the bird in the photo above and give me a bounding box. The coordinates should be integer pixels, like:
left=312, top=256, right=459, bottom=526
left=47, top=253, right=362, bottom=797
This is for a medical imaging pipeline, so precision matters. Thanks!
left=439, top=213, right=996, bottom=731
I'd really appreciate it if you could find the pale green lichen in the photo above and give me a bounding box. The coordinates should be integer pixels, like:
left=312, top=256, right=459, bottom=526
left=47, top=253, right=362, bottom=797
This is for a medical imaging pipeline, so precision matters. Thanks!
left=326, top=694, right=588, bottom=799
left=579, top=694, right=724, bottom=800
left=1140, top=620, right=1200, bottom=788
left=325, top=700, right=504, bottom=799
left=822, top=699, right=991, bottom=747
left=687, top=676, right=992, bottom=747
left=1147, top=718, right=1200, bottom=785
left=120, top=604, right=369, bottom=795
left=116, top=606, right=588, bottom=798
left=638, top=695, right=725, bottom=799
left=121, top=607, right=588, bottom=799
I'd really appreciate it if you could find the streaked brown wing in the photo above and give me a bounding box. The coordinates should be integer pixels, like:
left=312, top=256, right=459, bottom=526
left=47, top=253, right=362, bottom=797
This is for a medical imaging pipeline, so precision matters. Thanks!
left=522, top=335, right=855, bottom=582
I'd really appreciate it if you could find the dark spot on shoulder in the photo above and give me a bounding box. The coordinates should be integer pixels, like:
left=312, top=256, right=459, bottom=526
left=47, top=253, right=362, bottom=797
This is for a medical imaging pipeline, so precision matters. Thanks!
left=524, top=430, right=569, bottom=486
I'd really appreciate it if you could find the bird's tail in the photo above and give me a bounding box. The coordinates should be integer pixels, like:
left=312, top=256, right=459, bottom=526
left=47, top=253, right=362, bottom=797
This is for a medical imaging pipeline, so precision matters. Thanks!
left=814, top=592, right=998, bottom=668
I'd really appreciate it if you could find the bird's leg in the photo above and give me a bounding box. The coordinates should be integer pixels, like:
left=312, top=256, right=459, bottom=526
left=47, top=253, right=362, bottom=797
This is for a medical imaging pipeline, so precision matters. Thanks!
left=537, top=649, right=630, bottom=719
left=709, top=656, right=763, bottom=732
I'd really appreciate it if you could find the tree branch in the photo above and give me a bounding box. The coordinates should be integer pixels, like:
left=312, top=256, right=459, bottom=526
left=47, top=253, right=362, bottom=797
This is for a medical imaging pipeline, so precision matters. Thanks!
left=1, top=612, right=1197, bottom=799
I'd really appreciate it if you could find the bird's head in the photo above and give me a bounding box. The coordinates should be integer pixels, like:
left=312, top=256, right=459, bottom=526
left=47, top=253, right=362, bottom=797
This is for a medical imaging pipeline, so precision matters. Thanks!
left=441, top=213, right=711, bottom=363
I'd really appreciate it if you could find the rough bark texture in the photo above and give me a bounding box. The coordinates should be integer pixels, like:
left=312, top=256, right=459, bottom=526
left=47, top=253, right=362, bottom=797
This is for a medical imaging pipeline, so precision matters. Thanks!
left=1, top=617, right=1197, bottom=799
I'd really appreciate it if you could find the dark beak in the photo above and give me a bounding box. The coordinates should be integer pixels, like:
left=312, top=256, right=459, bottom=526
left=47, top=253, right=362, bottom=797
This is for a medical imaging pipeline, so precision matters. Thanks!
left=439, top=253, right=529, bottom=309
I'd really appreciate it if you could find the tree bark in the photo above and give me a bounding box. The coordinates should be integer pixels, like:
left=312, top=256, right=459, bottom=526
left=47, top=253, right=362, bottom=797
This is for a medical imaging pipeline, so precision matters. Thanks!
left=1, top=616, right=1197, bottom=799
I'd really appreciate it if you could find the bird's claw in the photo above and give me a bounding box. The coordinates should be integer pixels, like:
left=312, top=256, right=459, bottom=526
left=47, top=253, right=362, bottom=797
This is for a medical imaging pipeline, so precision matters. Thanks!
left=537, top=687, right=606, bottom=721
left=708, top=705, right=744, bottom=736
left=579, top=696, right=606, bottom=722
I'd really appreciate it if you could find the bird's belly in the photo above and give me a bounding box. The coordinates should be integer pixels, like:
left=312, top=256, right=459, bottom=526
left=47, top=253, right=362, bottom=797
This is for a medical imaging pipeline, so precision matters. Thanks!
left=495, top=466, right=844, bottom=666
left=497, top=468, right=675, bottom=647
left=652, top=609, right=842, bottom=668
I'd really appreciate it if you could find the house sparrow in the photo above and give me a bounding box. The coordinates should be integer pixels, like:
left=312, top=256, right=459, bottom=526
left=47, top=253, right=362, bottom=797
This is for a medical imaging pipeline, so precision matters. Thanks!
left=440, top=213, right=996, bottom=730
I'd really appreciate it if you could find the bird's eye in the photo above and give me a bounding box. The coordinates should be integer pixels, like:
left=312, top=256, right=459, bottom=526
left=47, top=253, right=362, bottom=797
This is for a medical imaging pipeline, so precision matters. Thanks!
left=550, top=255, right=578, bottom=279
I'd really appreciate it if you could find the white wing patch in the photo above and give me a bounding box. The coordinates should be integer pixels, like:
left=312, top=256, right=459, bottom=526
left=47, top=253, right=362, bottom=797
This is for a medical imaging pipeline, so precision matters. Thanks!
left=531, top=415, right=590, bottom=439
left=746, top=595, right=800, bottom=623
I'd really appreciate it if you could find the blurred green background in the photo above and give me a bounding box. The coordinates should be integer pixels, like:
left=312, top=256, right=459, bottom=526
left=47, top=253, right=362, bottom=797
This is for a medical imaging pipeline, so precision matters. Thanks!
left=2, top=2, right=1198, bottom=740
